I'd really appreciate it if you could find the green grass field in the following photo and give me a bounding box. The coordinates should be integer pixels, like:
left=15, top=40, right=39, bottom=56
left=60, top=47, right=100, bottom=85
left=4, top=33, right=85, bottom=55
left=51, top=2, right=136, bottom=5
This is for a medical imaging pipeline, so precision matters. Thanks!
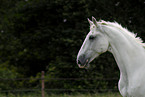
left=0, top=93, right=122, bottom=97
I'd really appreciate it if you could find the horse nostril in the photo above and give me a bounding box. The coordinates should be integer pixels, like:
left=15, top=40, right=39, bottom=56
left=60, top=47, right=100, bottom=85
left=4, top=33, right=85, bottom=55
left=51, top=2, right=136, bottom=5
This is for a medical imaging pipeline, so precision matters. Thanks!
left=77, top=60, right=82, bottom=65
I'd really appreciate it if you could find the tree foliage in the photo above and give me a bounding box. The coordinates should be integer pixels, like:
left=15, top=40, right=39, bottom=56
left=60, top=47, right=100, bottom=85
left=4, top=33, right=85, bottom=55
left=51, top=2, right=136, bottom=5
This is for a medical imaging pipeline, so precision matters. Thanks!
left=0, top=0, right=144, bottom=91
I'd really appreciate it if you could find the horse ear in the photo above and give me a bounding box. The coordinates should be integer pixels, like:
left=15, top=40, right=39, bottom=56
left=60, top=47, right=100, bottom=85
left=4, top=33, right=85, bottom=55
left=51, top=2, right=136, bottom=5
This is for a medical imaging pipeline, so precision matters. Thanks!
left=92, top=16, right=97, bottom=26
left=88, top=18, right=93, bottom=26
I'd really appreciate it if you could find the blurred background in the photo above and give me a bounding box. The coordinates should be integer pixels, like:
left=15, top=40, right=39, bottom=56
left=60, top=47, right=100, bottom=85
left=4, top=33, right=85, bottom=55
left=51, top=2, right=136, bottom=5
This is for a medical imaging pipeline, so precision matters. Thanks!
left=0, top=0, right=144, bottom=96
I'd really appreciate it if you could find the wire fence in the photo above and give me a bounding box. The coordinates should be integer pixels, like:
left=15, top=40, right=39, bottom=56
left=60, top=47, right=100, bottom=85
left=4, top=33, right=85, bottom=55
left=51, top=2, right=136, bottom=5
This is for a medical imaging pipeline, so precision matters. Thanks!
left=0, top=71, right=119, bottom=96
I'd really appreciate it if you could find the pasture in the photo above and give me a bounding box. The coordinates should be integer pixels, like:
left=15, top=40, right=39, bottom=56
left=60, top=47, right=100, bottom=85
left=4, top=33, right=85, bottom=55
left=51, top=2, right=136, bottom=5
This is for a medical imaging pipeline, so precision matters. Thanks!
left=0, top=93, right=122, bottom=97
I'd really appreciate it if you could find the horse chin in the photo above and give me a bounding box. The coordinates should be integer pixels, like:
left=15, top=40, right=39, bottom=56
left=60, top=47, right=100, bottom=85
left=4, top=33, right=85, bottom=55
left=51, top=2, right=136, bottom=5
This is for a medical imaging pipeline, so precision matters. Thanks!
left=83, top=54, right=99, bottom=69
left=84, top=63, right=90, bottom=69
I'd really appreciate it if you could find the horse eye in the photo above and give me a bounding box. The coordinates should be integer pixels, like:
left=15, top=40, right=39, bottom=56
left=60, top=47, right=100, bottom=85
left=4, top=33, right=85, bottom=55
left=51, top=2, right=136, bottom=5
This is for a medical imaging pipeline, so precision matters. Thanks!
left=89, top=35, right=95, bottom=40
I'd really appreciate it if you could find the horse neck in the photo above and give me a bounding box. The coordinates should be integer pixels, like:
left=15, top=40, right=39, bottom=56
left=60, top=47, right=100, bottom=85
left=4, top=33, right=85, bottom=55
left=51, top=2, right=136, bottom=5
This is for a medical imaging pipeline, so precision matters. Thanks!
left=105, top=28, right=145, bottom=79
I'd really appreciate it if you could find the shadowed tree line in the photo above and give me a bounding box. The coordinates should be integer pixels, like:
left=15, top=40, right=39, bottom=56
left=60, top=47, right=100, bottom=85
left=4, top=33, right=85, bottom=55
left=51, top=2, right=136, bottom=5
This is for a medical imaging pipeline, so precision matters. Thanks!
left=0, top=0, right=144, bottom=91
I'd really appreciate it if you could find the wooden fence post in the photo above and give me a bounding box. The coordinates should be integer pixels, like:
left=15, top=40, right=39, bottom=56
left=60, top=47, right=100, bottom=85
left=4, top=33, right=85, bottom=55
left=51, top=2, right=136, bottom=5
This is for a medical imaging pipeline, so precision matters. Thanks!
left=42, top=71, right=45, bottom=97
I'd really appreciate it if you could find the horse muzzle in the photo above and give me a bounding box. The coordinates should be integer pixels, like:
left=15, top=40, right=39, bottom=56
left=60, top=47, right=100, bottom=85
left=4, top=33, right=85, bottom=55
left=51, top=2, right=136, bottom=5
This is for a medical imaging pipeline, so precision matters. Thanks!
left=77, top=54, right=90, bottom=68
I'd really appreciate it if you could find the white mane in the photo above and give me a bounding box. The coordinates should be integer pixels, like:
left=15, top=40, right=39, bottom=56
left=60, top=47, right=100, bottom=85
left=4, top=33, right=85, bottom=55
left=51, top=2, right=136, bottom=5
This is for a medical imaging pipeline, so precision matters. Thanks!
left=98, top=20, right=145, bottom=47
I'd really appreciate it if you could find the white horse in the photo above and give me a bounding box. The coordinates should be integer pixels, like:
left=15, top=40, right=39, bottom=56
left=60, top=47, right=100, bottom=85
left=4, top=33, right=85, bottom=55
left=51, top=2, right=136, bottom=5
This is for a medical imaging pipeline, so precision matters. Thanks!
left=77, top=17, right=145, bottom=97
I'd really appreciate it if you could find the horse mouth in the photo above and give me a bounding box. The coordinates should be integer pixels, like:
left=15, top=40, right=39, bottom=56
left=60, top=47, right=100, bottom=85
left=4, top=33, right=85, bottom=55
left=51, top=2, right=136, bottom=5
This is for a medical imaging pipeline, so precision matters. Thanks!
left=78, top=59, right=90, bottom=69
